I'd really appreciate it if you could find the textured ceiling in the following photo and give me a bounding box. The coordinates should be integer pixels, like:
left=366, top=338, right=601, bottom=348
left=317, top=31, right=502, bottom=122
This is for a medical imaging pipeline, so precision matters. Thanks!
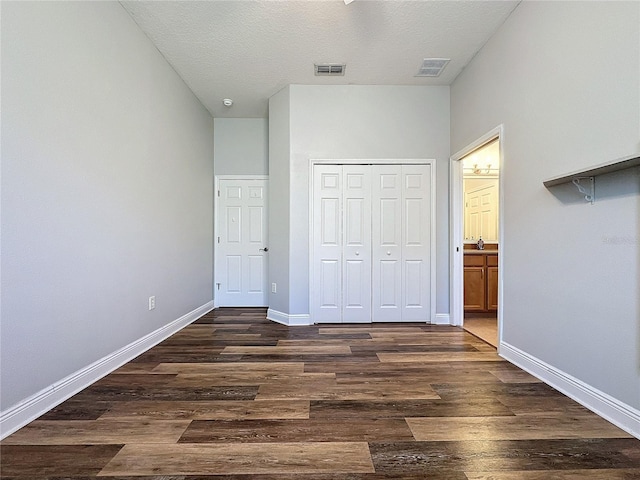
left=121, top=0, right=520, bottom=118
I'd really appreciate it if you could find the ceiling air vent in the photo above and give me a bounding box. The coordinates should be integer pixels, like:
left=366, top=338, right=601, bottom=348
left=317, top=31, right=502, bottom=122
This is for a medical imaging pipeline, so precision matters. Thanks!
left=315, top=63, right=346, bottom=76
left=415, top=58, right=450, bottom=77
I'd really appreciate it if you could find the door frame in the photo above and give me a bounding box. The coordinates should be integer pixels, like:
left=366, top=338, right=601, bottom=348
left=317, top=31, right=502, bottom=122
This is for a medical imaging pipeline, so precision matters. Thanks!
left=449, top=126, right=504, bottom=350
left=309, top=159, right=437, bottom=324
left=213, top=174, right=269, bottom=308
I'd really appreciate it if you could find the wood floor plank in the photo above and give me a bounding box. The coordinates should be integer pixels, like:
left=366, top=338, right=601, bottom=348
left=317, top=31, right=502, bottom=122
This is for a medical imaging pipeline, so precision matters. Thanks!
left=172, top=372, right=336, bottom=387
left=496, top=395, right=594, bottom=416
left=369, top=331, right=470, bottom=338
left=0, top=445, right=123, bottom=477
left=152, top=361, right=305, bottom=374
left=70, top=384, right=259, bottom=401
left=196, top=323, right=252, bottom=329
left=489, top=369, right=543, bottom=383
left=234, top=353, right=378, bottom=363
left=369, top=439, right=640, bottom=473
left=319, top=327, right=425, bottom=334
left=161, top=339, right=279, bottom=347
left=99, top=399, right=310, bottom=420
left=112, top=362, right=160, bottom=374
left=130, top=346, right=225, bottom=363
left=431, top=381, right=561, bottom=400
left=350, top=344, right=481, bottom=354
left=2, top=419, right=191, bottom=445
left=97, top=442, right=375, bottom=476
left=310, top=398, right=515, bottom=419
left=465, top=469, right=640, bottom=479
left=178, top=418, right=415, bottom=443
left=256, top=380, right=440, bottom=400
left=304, top=360, right=503, bottom=376
left=378, top=352, right=504, bottom=363
left=406, top=414, right=631, bottom=441
left=36, top=400, right=112, bottom=421
left=221, top=345, right=352, bottom=355
left=277, top=337, right=489, bottom=347
left=335, top=371, right=502, bottom=384
left=91, top=373, right=177, bottom=387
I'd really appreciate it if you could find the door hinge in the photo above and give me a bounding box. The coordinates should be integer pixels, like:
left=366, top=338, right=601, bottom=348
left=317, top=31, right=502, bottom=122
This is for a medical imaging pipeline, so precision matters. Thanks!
left=216, top=283, right=221, bottom=290
left=217, top=236, right=221, bottom=244
left=217, top=190, right=220, bottom=197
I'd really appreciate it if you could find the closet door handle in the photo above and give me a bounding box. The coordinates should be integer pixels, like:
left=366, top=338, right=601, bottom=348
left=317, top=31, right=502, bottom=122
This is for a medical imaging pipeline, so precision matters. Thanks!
left=386, top=251, right=391, bottom=256
left=355, top=251, right=360, bottom=256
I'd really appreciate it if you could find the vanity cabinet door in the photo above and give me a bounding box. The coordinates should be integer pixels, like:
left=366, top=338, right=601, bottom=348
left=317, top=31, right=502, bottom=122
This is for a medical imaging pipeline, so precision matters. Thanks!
left=464, top=253, right=498, bottom=313
left=464, top=266, right=485, bottom=311
left=487, top=266, right=499, bottom=311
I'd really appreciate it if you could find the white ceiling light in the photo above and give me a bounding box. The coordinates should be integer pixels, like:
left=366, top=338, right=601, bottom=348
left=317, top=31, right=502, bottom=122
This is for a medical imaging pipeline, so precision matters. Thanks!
left=222, top=98, right=233, bottom=107
left=344, top=0, right=355, bottom=5
left=415, top=58, right=450, bottom=77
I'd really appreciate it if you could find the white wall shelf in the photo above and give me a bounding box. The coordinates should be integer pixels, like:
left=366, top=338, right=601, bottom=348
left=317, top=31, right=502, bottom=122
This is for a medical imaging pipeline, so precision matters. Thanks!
left=543, top=153, right=640, bottom=203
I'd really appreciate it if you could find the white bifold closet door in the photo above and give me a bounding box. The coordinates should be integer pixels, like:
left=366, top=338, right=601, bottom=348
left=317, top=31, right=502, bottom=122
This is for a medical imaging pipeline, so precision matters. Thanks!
left=312, top=164, right=432, bottom=323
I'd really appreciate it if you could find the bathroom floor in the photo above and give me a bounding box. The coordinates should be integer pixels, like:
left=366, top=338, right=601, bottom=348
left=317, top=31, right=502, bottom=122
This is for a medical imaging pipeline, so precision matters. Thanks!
left=463, top=316, right=498, bottom=348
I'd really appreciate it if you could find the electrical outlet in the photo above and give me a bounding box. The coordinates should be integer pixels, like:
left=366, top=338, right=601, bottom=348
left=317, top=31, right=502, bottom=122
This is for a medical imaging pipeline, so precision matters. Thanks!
left=271, top=283, right=277, bottom=294
left=148, top=296, right=156, bottom=310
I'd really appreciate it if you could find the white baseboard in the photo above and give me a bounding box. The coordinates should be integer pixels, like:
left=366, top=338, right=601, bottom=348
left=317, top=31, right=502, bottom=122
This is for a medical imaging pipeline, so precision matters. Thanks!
left=269, top=309, right=443, bottom=325
left=433, top=313, right=451, bottom=325
left=267, top=308, right=312, bottom=326
left=0, top=301, right=214, bottom=440
left=500, top=341, right=640, bottom=439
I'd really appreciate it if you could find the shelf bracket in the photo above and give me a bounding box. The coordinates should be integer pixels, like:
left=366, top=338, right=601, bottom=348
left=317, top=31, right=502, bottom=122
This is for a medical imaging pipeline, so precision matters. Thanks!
left=571, top=177, right=595, bottom=204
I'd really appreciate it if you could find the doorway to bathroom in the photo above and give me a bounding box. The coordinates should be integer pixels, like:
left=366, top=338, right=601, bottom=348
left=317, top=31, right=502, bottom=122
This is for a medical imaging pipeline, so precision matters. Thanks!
left=450, top=127, right=503, bottom=349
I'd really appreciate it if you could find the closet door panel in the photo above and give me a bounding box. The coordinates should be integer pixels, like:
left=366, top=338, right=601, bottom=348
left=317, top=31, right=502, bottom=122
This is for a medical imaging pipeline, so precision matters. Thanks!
left=372, top=165, right=402, bottom=322
left=312, top=165, right=343, bottom=322
left=342, top=165, right=371, bottom=323
left=402, top=165, right=432, bottom=321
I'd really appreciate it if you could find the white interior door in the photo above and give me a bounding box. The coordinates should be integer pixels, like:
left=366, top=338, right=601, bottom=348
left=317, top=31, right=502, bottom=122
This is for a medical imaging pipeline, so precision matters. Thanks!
left=479, top=184, right=498, bottom=241
left=215, top=178, right=268, bottom=306
left=465, top=182, right=498, bottom=242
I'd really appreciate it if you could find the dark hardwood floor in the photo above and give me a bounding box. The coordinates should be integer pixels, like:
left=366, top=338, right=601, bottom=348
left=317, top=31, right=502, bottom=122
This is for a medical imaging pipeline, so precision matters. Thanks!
left=2, top=307, right=640, bottom=479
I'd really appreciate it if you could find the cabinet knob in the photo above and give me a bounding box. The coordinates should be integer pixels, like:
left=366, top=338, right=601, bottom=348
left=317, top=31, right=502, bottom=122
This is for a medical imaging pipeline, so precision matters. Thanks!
left=355, top=251, right=360, bottom=256
left=386, top=251, right=391, bottom=256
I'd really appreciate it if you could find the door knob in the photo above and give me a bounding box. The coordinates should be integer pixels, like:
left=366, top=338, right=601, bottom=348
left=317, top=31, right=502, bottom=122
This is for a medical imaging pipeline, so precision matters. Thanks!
left=386, top=251, right=391, bottom=255
left=260, top=247, right=269, bottom=252
left=355, top=251, right=360, bottom=256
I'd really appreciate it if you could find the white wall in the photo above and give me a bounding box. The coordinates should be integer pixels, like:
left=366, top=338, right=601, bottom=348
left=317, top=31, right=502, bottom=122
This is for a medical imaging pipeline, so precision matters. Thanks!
left=270, top=85, right=450, bottom=318
left=213, top=118, right=268, bottom=176
left=1, top=2, right=214, bottom=412
left=451, top=0, right=640, bottom=414
left=267, top=87, right=291, bottom=314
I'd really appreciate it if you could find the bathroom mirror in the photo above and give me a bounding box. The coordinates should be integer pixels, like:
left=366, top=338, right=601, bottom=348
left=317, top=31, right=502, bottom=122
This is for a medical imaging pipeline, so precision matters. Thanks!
left=462, top=139, right=500, bottom=243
